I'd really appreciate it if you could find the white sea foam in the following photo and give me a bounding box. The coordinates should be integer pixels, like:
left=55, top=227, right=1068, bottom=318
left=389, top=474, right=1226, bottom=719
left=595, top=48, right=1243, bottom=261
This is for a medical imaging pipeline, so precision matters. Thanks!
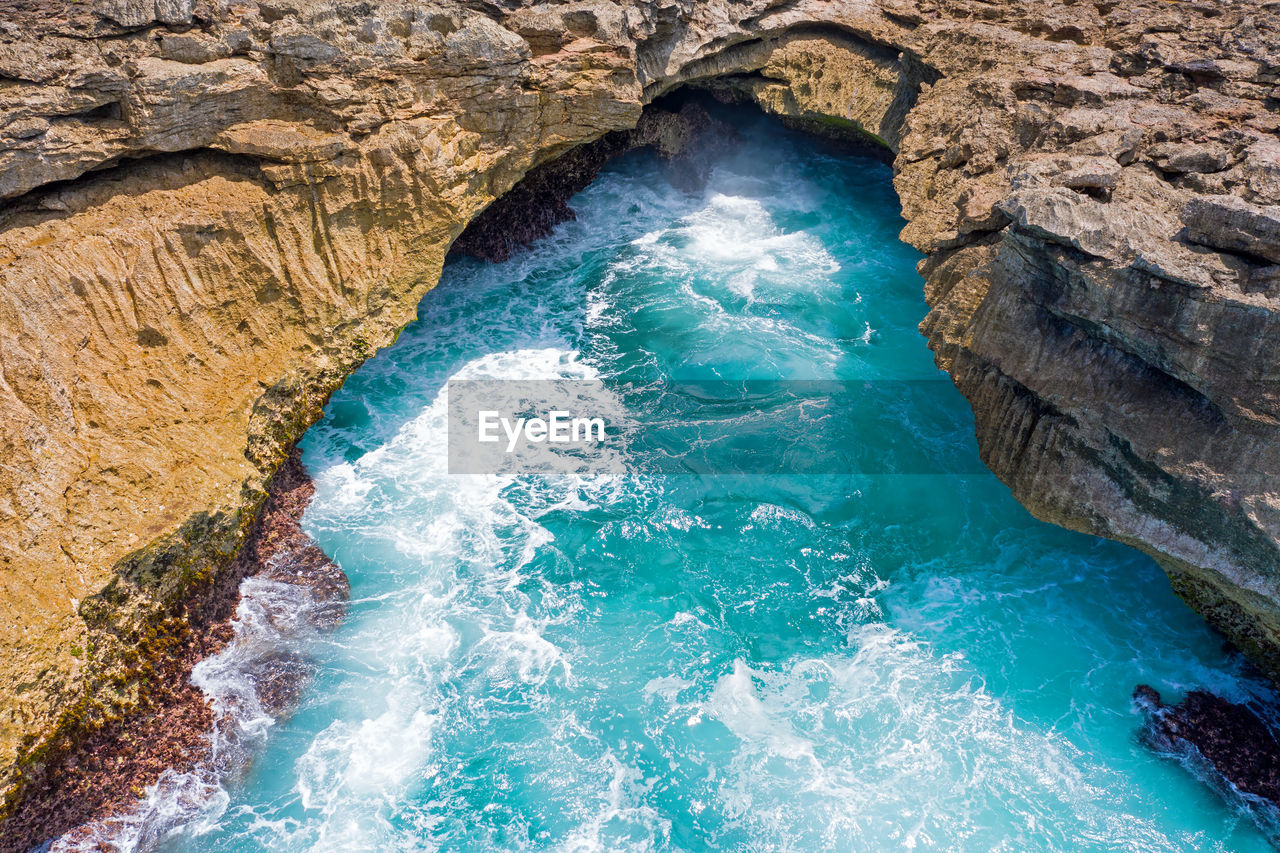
left=611, top=191, right=845, bottom=380
left=683, top=624, right=1186, bottom=851
left=559, top=752, right=670, bottom=853
left=220, top=342, right=630, bottom=851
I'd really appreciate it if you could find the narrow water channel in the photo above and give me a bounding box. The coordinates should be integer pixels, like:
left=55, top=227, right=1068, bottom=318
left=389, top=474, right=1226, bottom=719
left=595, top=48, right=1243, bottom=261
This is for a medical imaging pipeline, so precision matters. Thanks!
left=118, top=106, right=1273, bottom=851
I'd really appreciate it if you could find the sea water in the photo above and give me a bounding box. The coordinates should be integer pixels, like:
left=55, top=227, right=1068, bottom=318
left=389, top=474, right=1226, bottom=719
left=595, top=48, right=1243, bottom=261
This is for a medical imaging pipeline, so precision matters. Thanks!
left=93, top=107, right=1277, bottom=851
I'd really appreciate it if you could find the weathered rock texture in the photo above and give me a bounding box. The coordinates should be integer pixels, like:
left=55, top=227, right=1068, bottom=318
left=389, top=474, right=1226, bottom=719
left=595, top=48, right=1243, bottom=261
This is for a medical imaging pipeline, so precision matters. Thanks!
left=0, top=448, right=345, bottom=851
left=0, top=0, right=1278, bottom=836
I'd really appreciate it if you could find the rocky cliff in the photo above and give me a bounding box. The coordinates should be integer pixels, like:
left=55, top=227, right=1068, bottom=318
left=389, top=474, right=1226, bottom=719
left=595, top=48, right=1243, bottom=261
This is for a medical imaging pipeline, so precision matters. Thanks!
left=0, top=0, right=1277, bottom=835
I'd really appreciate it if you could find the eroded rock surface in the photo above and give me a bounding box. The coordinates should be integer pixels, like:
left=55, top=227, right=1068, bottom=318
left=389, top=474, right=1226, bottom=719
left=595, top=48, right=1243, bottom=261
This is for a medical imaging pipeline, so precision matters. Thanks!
left=1, top=0, right=1278, bottom=836
left=0, top=448, right=345, bottom=850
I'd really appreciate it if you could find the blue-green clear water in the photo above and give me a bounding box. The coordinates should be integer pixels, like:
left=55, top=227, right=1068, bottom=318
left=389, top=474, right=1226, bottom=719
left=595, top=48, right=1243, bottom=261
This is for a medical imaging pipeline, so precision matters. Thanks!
left=110, top=108, right=1278, bottom=851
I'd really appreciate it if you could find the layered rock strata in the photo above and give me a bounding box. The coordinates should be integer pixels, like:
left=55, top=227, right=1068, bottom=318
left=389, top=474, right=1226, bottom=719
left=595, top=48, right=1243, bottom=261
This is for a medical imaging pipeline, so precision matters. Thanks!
left=1, top=0, right=1278, bottom=835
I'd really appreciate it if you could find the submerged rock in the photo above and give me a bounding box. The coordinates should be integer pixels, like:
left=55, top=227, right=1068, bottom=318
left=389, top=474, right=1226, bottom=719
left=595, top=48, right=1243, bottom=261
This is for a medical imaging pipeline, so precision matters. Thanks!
left=1135, top=684, right=1280, bottom=809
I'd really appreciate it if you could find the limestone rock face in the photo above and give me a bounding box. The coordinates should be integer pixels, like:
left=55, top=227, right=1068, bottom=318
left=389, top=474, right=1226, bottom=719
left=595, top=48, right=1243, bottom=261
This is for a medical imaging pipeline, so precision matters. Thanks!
left=0, top=0, right=1278, bottom=830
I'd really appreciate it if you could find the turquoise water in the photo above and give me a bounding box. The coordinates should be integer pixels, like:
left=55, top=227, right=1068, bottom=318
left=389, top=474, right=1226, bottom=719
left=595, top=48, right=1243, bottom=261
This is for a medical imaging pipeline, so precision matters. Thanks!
left=159, top=109, right=1274, bottom=850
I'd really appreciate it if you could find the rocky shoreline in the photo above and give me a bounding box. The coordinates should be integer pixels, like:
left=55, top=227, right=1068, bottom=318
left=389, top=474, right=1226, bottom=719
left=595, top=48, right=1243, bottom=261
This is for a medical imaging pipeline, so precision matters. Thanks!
left=25, top=92, right=1280, bottom=843
left=6, top=451, right=347, bottom=853
left=1, top=0, right=1278, bottom=838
